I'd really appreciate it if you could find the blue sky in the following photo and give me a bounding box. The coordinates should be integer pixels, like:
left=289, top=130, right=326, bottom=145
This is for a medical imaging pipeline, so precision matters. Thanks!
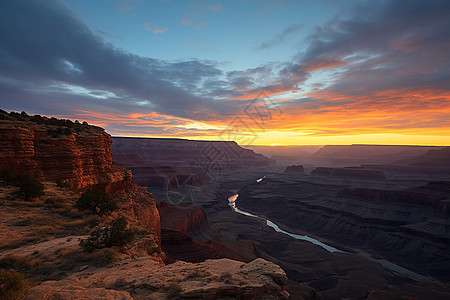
left=1, top=0, right=449, bottom=145
left=60, top=0, right=335, bottom=71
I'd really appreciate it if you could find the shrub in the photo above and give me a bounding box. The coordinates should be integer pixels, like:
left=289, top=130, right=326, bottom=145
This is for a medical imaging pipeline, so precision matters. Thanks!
left=0, top=269, right=28, bottom=300
left=0, top=169, right=16, bottom=185
left=76, top=189, right=118, bottom=216
left=15, top=174, right=44, bottom=200
left=80, top=216, right=134, bottom=252
left=55, top=178, right=69, bottom=188
left=89, top=248, right=121, bottom=267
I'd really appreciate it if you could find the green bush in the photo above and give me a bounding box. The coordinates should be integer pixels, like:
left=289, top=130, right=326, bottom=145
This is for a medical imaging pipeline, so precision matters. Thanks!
left=0, top=269, right=28, bottom=300
left=76, top=189, right=118, bottom=216
left=15, top=174, right=44, bottom=200
left=80, top=216, right=134, bottom=252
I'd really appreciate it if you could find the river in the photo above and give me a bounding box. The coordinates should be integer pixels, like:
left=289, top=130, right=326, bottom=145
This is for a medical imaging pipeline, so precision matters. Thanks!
left=227, top=177, right=431, bottom=281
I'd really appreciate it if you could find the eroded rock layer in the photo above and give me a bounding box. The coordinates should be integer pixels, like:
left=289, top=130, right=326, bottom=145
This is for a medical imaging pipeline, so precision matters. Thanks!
left=0, top=118, right=129, bottom=191
left=27, top=257, right=289, bottom=300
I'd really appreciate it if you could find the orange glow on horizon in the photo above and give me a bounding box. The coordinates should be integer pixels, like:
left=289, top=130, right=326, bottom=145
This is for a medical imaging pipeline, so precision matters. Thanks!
left=54, top=87, right=450, bottom=147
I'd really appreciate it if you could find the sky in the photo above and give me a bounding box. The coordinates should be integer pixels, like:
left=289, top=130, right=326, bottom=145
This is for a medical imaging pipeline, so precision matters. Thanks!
left=0, top=0, right=449, bottom=146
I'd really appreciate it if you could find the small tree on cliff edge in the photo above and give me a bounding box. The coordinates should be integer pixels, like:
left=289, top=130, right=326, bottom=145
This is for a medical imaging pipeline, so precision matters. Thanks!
left=76, top=189, right=118, bottom=216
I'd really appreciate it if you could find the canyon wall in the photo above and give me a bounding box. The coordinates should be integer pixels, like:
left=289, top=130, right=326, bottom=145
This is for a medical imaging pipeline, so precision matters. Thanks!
left=0, top=116, right=129, bottom=191
left=111, top=137, right=274, bottom=191
left=0, top=111, right=161, bottom=250
left=314, top=144, right=442, bottom=164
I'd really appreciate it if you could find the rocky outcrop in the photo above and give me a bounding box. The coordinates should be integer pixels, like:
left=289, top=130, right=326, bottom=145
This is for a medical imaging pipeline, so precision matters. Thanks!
left=157, top=201, right=258, bottom=263
left=115, top=183, right=162, bottom=249
left=311, top=167, right=386, bottom=180
left=284, top=165, right=304, bottom=174
left=28, top=280, right=133, bottom=300
left=27, top=257, right=289, bottom=300
left=157, top=201, right=208, bottom=234
left=0, top=112, right=162, bottom=257
left=0, top=117, right=130, bottom=191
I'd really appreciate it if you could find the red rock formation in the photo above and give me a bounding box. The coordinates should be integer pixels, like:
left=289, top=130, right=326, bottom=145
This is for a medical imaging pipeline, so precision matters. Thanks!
left=157, top=201, right=208, bottom=234
left=157, top=201, right=258, bottom=263
left=0, top=114, right=161, bottom=255
left=0, top=119, right=130, bottom=191
left=114, top=183, right=161, bottom=248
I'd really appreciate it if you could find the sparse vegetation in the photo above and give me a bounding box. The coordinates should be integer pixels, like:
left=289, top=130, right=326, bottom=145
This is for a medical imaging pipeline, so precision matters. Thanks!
left=89, top=248, right=121, bottom=267
left=0, top=269, right=29, bottom=300
left=48, top=127, right=74, bottom=138
left=0, top=171, right=44, bottom=200
left=15, top=173, right=44, bottom=200
left=0, top=169, right=15, bottom=185
left=0, top=109, right=94, bottom=132
left=80, top=216, right=134, bottom=252
left=0, top=246, right=121, bottom=285
left=76, top=189, right=118, bottom=216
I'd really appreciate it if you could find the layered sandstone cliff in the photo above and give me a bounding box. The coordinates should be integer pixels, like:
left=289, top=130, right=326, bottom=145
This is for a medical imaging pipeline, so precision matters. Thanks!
left=0, top=112, right=129, bottom=191
left=0, top=110, right=161, bottom=251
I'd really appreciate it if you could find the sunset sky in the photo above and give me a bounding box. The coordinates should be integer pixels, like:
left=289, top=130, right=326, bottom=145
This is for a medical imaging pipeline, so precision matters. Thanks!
left=1, top=0, right=449, bottom=146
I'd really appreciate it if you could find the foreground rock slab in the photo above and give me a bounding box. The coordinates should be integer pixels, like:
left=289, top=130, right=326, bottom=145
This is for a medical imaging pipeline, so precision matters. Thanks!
left=27, top=257, right=289, bottom=300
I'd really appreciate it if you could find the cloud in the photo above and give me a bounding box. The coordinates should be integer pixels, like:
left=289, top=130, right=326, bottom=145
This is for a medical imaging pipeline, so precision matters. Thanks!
left=296, top=0, right=450, bottom=94
left=142, top=23, right=168, bottom=33
left=256, top=24, right=303, bottom=50
left=1, top=0, right=450, bottom=141
left=191, top=3, right=222, bottom=11
left=116, top=0, right=136, bottom=13
left=180, top=1, right=222, bottom=29
left=0, top=0, right=238, bottom=122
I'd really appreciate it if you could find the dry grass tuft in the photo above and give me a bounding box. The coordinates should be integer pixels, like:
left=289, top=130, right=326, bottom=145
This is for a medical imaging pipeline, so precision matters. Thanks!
left=0, top=269, right=29, bottom=300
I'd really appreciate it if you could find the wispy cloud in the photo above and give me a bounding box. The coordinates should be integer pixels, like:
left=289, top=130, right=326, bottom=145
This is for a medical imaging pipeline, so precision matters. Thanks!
left=142, top=23, right=168, bottom=33
left=180, top=1, right=222, bottom=29
left=116, top=0, right=136, bottom=13
left=256, top=24, right=302, bottom=50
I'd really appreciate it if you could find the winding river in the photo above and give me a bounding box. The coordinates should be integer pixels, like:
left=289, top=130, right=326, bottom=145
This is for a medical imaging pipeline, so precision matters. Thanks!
left=227, top=177, right=431, bottom=281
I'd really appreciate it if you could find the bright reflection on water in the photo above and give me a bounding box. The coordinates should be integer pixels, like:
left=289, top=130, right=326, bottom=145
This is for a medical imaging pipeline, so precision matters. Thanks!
left=256, top=176, right=266, bottom=183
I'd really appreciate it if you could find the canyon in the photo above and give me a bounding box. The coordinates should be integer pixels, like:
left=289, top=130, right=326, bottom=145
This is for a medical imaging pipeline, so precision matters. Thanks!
left=112, top=138, right=450, bottom=299
left=0, top=112, right=289, bottom=300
